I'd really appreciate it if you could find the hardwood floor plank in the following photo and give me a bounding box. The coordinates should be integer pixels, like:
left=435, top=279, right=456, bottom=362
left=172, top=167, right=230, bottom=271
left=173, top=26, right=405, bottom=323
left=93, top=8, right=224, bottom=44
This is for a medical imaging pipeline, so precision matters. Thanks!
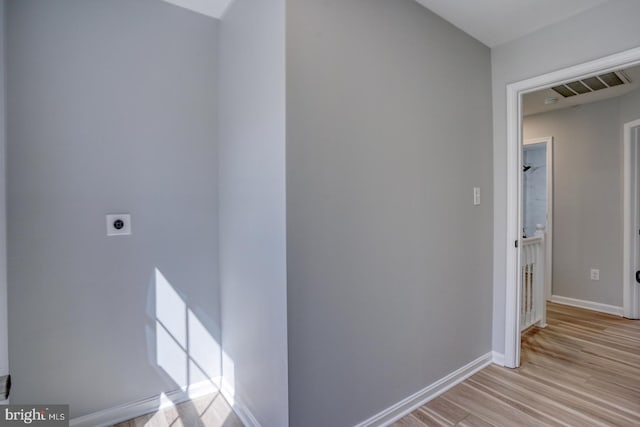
left=397, top=303, right=640, bottom=427
left=411, top=407, right=453, bottom=426
left=469, top=370, right=593, bottom=426
left=456, top=414, right=495, bottom=427
left=519, top=364, right=640, bottom=415
left=442, top=382, right=547, bottom=426
left=478, top=365, right=639, bottom=426
left=391, top=413, right=429, bottom=427
left=422, top=397, right=468, bottom=425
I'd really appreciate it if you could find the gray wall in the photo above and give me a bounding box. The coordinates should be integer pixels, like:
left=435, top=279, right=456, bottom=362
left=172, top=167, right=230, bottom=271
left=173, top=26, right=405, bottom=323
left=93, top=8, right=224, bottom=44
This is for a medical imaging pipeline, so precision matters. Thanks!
left=286, top=0, right=493, bottom=425
left=0, top=0, right=7, bottom=385
left=524, top=91, right=640, bottom=307
left=491, top=0, right=640, bottom=355
left=218, top=0, right=288, bottom=426
left=6, top=0, right=219, bottom=418
left=620, top=87, right=640, bottom=124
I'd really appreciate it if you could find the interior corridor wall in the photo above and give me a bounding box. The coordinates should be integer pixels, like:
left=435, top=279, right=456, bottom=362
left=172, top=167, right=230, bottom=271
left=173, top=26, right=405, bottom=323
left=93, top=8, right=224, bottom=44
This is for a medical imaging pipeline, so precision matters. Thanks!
left=218, top=0, right=288, bottom=425
left=287, top=0, right=493, bottom=425
left=6, top=0, right=219, bottom=418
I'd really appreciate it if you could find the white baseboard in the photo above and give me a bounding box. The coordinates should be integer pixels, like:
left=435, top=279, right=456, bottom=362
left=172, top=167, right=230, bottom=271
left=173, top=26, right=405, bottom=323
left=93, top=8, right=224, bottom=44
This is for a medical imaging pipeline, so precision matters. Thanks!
left=220, top=379, right=261, bottom=427
left=491, top=351, right=505, bottom=367
left=70, top=378, right=220, bottom=427
left=354, top=352, right=493, bottom=427
left=550, top=295, right=623, bottom=317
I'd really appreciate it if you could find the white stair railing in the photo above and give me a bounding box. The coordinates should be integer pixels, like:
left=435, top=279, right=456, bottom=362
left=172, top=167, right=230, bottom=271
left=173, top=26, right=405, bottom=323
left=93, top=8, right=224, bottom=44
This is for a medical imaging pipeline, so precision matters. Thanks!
left=521, top=225, right=546, bottom=331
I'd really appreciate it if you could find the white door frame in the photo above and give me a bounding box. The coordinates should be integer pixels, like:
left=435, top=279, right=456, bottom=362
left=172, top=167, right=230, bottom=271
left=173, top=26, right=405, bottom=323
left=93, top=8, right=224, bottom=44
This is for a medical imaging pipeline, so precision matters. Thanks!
left=523, top=137, right=553, bottom=303
left=623, top=119, right=640, bottom=319
left=503, top=46, right=640, bottom=368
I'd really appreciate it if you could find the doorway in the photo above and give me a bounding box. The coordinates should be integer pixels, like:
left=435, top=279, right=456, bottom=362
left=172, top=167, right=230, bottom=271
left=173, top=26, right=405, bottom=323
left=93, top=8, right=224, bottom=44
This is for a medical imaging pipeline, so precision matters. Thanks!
left=624, top=119, right=640, bottom=319
left=502, top=47, right=640, bottom=368
left=523, top=137, right=553, bottom=302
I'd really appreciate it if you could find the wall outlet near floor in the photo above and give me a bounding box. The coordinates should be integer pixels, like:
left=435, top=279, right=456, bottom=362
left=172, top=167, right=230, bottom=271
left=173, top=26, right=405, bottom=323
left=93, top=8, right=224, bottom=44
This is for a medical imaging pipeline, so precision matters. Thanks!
left=590, top=269, right=600, bottom=281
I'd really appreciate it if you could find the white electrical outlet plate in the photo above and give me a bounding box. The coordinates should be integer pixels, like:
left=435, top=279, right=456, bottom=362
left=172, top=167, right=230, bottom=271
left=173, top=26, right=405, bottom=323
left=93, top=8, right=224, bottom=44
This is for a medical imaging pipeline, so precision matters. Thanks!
left=473, top=187, right=481, bottom=206
left=106, top=214, right=131, bottom=236
left=590, top=269, right=600, bottom=281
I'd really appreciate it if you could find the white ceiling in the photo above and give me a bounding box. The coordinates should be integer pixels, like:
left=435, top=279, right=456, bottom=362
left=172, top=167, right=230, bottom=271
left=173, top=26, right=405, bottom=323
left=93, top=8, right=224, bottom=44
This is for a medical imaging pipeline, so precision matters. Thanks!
left=164, top=0, right=611, bottom=47
left=414, top=0, right=610, bottom=47
left=162, top=0, right=232, bottom=19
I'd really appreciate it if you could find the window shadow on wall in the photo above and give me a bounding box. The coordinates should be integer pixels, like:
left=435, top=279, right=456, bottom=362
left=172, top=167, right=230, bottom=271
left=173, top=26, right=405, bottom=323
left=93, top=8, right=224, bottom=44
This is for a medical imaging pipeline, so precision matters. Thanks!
left=142, top=268, right=235, bottom=426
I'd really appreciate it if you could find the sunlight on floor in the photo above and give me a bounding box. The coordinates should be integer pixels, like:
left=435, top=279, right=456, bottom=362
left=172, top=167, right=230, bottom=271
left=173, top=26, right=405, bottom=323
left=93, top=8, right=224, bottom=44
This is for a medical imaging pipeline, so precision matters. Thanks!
left=113, top=393, right=242, bottom=427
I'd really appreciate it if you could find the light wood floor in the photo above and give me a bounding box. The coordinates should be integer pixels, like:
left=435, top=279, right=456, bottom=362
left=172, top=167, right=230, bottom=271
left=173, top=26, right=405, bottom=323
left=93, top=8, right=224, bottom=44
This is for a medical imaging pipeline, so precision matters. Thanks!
left=112, top=392, right=243, bottom=427
left=394, top=302, right=640, bottom=427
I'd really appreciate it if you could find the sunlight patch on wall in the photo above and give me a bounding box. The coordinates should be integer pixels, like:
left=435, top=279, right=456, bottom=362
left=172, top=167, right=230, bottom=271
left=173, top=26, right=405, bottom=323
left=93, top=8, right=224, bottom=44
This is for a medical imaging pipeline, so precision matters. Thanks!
left=154, top=268, right=221, bottom=391
left=156, top=319, right=189, bottom=387
left=188, top=309, right=220, bottom=381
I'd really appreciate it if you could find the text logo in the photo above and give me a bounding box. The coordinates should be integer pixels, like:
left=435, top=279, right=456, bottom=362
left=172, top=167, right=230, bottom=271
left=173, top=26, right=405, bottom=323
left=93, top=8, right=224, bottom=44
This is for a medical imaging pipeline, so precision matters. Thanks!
left=0, top=405, right=68, bottom=426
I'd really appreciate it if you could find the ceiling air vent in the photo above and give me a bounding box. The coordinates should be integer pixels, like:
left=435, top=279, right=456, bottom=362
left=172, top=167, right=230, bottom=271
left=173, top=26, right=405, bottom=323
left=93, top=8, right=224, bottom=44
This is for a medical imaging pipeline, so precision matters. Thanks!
left=551, top=70, right=631, bottom=98
left=566, top=80, right=591, bottom=94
